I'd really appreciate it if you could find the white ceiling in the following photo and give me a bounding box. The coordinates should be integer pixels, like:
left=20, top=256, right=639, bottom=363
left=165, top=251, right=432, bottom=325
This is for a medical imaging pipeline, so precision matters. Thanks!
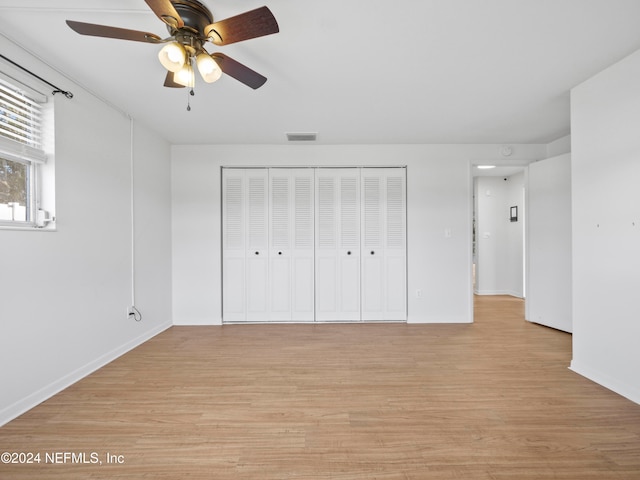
left=2, top=0, right=640, bottom=145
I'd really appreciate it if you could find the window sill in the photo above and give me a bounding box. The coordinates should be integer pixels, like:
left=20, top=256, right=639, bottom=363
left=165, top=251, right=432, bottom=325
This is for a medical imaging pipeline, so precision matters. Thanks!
left=0, top=223, right=57, bottom=232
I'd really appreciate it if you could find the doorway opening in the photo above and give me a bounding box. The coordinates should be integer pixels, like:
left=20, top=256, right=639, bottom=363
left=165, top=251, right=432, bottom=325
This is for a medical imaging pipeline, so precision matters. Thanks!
left=472, top=164, right=527, bottom=316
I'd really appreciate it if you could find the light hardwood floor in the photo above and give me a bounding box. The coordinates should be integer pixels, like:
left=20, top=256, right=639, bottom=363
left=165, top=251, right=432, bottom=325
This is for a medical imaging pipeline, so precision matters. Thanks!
left=1, top=295, right=640, bottom=479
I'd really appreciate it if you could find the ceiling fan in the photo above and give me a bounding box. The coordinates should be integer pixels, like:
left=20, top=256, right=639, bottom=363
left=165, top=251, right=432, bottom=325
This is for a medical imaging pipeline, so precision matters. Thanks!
left=66, top=0, right=279, bottom=91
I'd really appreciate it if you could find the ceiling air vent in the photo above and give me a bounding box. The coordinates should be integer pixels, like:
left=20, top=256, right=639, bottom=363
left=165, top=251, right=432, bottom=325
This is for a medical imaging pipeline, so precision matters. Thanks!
left=286, top=132, right=317, bottom=142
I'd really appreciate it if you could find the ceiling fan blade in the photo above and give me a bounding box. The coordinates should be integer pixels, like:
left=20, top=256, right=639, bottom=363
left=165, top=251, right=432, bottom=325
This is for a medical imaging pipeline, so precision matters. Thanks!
left=212, top=53, right=267, bottom=89
left=144, top=0, right=184, bottom=28
left=163, top=71, right=185, bottom=88
left=66, top=20, right=162, bottom=43
left=205, top=6, right=279, bottom=46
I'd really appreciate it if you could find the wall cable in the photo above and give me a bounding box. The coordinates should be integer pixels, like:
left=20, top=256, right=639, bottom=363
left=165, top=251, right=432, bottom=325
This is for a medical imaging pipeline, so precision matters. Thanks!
left=128, top=116, right=142, bottom=322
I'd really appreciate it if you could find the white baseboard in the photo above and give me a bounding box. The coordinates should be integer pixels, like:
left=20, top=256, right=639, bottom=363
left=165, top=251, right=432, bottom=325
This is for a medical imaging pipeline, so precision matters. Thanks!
left=407, top=314, right=472, bottom=324
left=172, top=316, right=221, bottom=326
left=0, top=322, right=172, bottom=427
left=569, top=360, right=640, bottom=406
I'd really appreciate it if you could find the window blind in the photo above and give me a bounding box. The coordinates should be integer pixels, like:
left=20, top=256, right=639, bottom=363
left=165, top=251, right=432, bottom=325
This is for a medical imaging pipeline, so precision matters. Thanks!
left=0, top=78, right=46, bottom=164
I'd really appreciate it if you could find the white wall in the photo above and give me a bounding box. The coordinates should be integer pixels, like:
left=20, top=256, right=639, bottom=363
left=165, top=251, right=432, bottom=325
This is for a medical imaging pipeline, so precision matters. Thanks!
left=474, top=173, right=524, bottom=297
left=527, top=154, right=572, bottom=332
left=506, top=172, right=525, bottom=297
left=0, top=37, right=173, bottom=425
left=570, top=48, right=640, bottom=404
left=172, top=144, right=545, bottom=325
left=546, top=135, right=571, bottom=158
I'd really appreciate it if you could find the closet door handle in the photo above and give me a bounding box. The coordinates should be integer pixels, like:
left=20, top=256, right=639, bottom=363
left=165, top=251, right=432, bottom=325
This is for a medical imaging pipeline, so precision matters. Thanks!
left=347, top=251, right=352, bottom=255
left=278, top=251, right=283, bottom=255
left=255, top=251, right=260, bottom=255
left=370, top=250, right=375, bottom=255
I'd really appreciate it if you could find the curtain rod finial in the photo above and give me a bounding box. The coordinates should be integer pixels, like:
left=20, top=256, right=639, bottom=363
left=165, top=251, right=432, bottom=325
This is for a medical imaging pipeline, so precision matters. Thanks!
left=52, top=89, right=73, bottom=99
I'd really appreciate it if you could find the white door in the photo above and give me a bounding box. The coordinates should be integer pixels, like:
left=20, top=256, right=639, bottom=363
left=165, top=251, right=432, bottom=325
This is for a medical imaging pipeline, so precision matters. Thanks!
left=245, top=169, right=269, bottom=321
left=222, top=168, right=248, bottom=321
left=361, top=168, right=407, bottom=321
left=527, top=156, right=572, bottom=332
left=222, top=168, right=270, bottom=322
left=269, top=170, right=292, bottom=320
left=315, top=168, right=361, bottom=321
left=268, top=168, right=315, bottom=321
left=291, top=169, right=315, bottom=320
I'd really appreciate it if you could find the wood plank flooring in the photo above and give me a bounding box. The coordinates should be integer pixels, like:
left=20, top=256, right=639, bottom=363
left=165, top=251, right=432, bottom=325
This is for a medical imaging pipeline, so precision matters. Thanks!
left=1, top=295, right=640, bottom=479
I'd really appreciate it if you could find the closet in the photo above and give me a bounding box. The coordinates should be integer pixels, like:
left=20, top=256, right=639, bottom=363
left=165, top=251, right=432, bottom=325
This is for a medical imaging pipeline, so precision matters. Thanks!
left=222, top=167, right=406, bottom=322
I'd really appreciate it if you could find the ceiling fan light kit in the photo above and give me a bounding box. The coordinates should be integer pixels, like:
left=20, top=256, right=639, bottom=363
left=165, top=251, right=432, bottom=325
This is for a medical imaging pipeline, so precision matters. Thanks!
left=196, top=52, right=222, bottom=83
left=66, top=0, right=279, bottom=108
left=158, top=42, right=187, bottom=72
left=174, top=62, right=195, bottom=88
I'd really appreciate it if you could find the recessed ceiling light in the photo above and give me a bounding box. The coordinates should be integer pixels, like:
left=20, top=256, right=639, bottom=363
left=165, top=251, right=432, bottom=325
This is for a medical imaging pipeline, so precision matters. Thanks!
left=477, top=165, right=496, bottom=169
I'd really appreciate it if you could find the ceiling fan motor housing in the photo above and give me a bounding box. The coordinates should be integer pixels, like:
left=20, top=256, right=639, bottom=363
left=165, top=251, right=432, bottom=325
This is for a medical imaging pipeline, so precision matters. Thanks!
left=170, top=0, right=214, bottom=36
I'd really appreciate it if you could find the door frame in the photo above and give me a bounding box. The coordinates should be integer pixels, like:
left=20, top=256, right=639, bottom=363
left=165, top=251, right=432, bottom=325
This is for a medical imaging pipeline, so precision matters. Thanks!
left=470, top=163, right=529, bottom=322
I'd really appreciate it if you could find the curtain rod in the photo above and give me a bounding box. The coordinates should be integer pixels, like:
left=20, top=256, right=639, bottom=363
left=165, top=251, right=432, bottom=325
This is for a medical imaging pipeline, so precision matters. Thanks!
left=0, top=53, right=73, bottom=99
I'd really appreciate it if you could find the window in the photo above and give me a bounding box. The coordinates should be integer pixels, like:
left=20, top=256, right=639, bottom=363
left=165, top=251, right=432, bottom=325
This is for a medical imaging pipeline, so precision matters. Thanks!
left=0, top=157, right=31, bottom=221
left=0, top=76, right=50, bottom=227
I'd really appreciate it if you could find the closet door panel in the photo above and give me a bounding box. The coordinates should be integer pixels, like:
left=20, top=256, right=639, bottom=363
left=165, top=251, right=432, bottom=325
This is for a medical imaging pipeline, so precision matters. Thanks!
left=361, top=168, right=407, bottom=321
left=384, top=169, right=407, bottom=320
left=315, top=169, right=360, bottom=321
left=315, top=173, right=339, bottom=320
left=361, top=174, right=384, bottom=320
left=339, top=174, right=361, bottom=318
left=291, top=170, right=315, bottom=320
left=268, top=168, right=315, bottom=321
left=222, top=169, right=247, bottom=321
left=269, top=171, right=292, bottom=320
left=245, top=169, right=269, bottom=321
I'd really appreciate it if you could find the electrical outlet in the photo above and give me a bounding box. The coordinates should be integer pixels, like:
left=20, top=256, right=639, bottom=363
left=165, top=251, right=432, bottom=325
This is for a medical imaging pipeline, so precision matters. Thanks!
left=416, top=289, right=423, bottom=298
left=126, top=306, right=142, bottom=322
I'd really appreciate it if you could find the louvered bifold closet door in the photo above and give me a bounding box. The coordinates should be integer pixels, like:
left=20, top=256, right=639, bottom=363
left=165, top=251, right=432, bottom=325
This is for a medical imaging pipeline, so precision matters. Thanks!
left=315, top=168, right=361, bottom=321
left=245, top=169, right=269, bottom=321
left=268, top=168, right=315, bottom=321
left=361, top=168, right=407, bottom=321
left=222, top=168, right=269, bottom=322
left=291, top=169, right=315, bottom=320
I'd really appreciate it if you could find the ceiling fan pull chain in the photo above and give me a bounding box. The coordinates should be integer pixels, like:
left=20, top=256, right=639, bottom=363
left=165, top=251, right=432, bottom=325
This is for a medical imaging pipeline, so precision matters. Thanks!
left=186, top=87, right=194, bottom=111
